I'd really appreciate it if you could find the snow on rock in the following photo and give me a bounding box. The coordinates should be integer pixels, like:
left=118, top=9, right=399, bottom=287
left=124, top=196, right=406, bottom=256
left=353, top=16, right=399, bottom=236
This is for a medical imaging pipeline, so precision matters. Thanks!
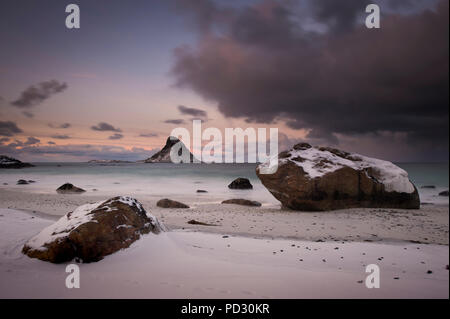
left=256, top=143, right=420, bottom=211
left=22, top=196, right=164, bottom=263
left=0, top=155, right=34, bottom=169
left=281, top=145, right=414, bottom=193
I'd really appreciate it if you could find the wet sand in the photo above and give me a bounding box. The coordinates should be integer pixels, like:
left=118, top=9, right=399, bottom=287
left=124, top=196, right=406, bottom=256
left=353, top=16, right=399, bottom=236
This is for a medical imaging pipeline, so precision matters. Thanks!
left=0, top=188, right=448, bottom=245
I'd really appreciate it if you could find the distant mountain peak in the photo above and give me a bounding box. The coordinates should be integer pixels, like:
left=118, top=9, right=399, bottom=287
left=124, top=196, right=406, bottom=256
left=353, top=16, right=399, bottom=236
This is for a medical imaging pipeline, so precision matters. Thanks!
left=144, top=136, right=196, bottom=163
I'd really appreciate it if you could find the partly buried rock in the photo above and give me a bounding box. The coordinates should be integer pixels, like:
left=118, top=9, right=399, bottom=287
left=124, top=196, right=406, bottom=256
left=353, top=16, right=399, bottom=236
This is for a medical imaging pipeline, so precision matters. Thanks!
left=439, top=190, right=449, bottom=197
left=22, top=196, right=164, bottom=263
left=228, top=178, right=253, bottom=190
left=156, top=198, right=189, bottom=208
left=17, top=179, right=29, bottom=185
left=222, top=199, right=262, bottom=207
left=56, top=183, right=86, bottom=194
left=256, top=143, right=420, bottom=211
left=187, top=219, right=217, bottom=226
left=196, top=189, right=208, bottom=193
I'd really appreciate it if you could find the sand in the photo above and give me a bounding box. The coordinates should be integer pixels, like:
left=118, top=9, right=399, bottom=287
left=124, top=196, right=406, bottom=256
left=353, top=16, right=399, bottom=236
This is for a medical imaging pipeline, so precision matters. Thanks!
left=0, top=188, right=448, bottom=245
left=0, top=187, right=448, bottom=298
left=0, top=208, right=448, bottom=299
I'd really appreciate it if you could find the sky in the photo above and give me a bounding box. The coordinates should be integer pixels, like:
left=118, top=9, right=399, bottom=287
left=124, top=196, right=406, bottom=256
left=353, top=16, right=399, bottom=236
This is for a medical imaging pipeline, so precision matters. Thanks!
left=0, top=0, right=448, bottom=162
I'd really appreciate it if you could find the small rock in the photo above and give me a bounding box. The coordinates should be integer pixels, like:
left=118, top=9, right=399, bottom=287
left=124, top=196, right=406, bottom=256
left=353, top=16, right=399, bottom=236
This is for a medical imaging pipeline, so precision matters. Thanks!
left=228, top=178, right=253, bottom=190
left=156, top=198, right=189, bottom=209
left=196, top=190, right=208, bottom=193
left=56, top=183, right=86, bottom=194
left=427, top=270, right=433, bottom=274
left=17, top=179, right=29, bottom=185
left=187, top=220, right=217, bottom=226
left=438, top=190, right=449, bottom=197
left=420, top=185, right=436, bottom=189
left=221, top=199, right=261, bottom=207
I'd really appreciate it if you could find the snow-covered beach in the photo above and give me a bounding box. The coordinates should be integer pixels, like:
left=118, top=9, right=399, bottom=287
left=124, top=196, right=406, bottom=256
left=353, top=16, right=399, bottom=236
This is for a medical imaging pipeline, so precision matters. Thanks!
left=0, top=162, right=448, bottom=298
left=0, top=208, right=448, bottom=299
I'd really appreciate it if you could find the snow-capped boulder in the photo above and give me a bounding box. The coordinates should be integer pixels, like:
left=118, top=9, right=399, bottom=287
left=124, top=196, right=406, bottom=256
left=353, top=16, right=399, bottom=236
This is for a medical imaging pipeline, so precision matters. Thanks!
left=22, top=196, right=164, bottom=263
left=256, top=143, right=420, bottom=211
left=0, top=155, right=34, bottom=169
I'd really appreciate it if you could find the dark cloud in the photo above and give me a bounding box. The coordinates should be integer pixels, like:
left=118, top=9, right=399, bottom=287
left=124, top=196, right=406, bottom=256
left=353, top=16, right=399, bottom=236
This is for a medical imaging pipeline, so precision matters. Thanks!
left=0, top=121, right=23, bottom=136
left=172, top=0, right=449, bottom=159
left=311, top=0, right=365, bottom=33
left=22, top=111, right=34, bottom=118
left=139, top=133, right=159, bottom=138
left=91, top=122, right=122, bottom=132
left=48, top=123, right=71, bottom=129
left=47, top=141, right=56, bottom=145
left=11, top=80, right=68, bottom=108
left=172, top=0, right=232, bottom=34
left=50, top=134, right=71, bottom=140
left=178, top=105, right=207, bottom=118
left=109, top=133, right=124, bottom=140
left=0, top=137, right=10, bottom=144
left=24, top=136, right=40, bottom=146
left=164, top=119, right=186, bottom=125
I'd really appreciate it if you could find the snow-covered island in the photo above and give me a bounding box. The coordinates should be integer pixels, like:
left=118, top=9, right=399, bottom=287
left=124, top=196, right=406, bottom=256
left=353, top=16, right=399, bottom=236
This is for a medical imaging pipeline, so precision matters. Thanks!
left=0, top=155, right=34, bottom=169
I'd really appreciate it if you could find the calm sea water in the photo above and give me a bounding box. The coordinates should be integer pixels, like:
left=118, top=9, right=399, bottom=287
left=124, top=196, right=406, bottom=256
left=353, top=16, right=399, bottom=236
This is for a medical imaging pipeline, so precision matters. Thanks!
left=0, top=162, right=448, bottom=205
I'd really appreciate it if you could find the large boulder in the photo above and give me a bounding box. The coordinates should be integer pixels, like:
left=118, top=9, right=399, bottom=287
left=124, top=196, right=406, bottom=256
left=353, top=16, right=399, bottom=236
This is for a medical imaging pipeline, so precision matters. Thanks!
left=22, top=196, right=164, bottom=263
left=256, top=143, right=420, bottom=211
left=56, top=183, right=86, bottom=194
left=228, top=178, right=253, bottom=190
left=0, top=155, right=34, bottom=169
left=156, top=198, right=190, bottom=208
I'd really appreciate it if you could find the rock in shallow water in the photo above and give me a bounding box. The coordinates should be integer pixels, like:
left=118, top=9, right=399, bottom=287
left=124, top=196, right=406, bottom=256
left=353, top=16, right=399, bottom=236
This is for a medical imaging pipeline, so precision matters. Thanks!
left=156, top=198, right=190, bottom=208
left=256, top=143, right=420, bottom=211
left=439, top=190, right=449, bottom=197
left=22, top=196, right=164, bottom=263
left=228, top=178, right=253, bottom=189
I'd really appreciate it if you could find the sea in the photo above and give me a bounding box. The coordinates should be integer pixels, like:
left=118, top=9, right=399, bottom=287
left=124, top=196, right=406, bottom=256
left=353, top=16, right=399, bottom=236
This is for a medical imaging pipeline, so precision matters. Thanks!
left=0, top=162, right=448, bottom=206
